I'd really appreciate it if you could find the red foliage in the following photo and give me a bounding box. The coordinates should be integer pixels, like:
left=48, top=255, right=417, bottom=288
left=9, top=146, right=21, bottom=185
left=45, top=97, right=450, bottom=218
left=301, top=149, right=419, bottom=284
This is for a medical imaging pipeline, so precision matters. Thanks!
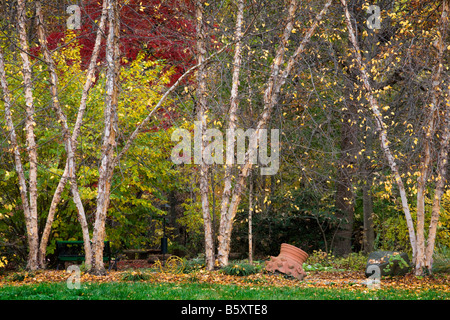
left=32, top=0, right=197, bottom=135
left=43, top=0, right=196, bottom=85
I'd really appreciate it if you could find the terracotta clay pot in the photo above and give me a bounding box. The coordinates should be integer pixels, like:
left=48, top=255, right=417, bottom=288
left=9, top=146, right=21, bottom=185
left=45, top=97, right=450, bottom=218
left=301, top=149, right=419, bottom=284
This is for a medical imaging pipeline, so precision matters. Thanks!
left=265, top=243, right=309, bottom=280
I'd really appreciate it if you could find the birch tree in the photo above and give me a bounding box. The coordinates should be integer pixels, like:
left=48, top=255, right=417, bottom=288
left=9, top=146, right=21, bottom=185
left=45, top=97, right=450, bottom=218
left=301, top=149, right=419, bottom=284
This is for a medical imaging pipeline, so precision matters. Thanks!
left=0, top=46, right=39, bottom=270
left=34, top=0, right=109, bottom=270
left=217, top=0, right=333, bottom=267
left=340, top=0, right=450, bottom=275
left=0, top=0, right=248, bottom=273
left=217, top=0, right=245, bottom=269
left=194, top=0, right=215, bottom=271
left=36, top=0, right=107, bottom=269
left=415, top=0, right=449, bottom=274
left=421, top=0, right=450, bottom=273
left=12, top=0, right=41, bottom=270
left=85, top=0, right=240, bottom=274
left=0, top=0, right=109, bottom=270
left=0, top=0, right=110, bottom=270
left=90, top=0, right=121, bottom=275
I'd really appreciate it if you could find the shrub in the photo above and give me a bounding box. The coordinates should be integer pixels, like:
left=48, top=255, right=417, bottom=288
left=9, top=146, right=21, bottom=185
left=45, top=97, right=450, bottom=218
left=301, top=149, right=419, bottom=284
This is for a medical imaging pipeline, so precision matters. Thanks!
left=333, top=252, right=368, bottom=271
left=305, top=250, right=335, bottom=270
left=182, top=257, right=205, bottom=274
left=303, top=250, right=368, bottom=272
left=222, top=261, right=261, bottom=277
left=120, top=269, right=152, bottom=282
left=432, top=245, right=450, bottom=274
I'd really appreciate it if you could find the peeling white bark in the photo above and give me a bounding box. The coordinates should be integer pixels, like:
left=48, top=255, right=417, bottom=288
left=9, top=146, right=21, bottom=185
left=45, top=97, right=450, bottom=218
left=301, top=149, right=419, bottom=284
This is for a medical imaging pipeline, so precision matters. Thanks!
left=91, top=0, right=120, bottom=275
left=195, top=0, right=215, bottom=271
left=16, top=0, right=40, bottom=270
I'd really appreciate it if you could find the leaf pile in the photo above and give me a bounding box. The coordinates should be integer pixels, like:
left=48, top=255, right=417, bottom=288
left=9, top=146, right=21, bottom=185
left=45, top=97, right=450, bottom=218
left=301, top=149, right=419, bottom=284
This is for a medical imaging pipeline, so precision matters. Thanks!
left=0, top=269, right=448, bottom=293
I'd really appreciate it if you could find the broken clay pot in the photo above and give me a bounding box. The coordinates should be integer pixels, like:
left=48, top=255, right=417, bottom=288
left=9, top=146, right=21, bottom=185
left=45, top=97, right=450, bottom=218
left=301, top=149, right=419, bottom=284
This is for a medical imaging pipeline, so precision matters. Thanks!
left=265, top=243, right=309, bottom=280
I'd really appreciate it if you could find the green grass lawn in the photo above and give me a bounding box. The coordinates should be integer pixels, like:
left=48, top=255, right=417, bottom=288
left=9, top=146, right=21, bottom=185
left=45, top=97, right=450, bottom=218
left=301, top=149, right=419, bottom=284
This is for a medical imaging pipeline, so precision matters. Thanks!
left=0, top=282, right=448, bottom=300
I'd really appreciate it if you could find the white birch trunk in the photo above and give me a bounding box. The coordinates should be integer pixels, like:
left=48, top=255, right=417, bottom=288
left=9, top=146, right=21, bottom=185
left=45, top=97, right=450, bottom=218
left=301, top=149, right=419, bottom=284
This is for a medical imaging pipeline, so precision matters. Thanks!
left=17, top=0, right=40, bottom=270
left=415, top=0, right=448, bottom=274
left=220, top=0, right=244, bottom=245
left=217, top=0, right=245, bottom=267
left=425, top=109, right=450, bottom=272
left=217, top=0, right=299, bottom=267
left=423, top=1, right=450, bottom=271
left=340, top=0, right=418, bottom=261
left=195, top=0, right=215, bottom=270
left=0, top=48, right=35, bottom=268
left=91, top=0, right=120, bottom=275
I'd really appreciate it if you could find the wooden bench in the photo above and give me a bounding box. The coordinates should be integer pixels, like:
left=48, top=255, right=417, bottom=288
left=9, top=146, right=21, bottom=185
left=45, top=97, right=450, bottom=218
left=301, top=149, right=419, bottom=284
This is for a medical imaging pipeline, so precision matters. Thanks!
left=55, top=240, right=117, bottom=271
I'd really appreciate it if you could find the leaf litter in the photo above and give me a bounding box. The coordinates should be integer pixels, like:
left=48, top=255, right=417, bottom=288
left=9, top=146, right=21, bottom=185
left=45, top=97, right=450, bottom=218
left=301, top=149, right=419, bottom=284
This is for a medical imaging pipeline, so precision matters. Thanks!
left=0, top=268, right=448, bottom=293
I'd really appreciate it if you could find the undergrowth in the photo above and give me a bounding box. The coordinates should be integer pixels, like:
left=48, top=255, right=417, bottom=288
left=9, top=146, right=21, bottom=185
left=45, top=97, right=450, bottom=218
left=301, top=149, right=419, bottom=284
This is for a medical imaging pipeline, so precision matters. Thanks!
left=304, top=250, right=368, bottom=272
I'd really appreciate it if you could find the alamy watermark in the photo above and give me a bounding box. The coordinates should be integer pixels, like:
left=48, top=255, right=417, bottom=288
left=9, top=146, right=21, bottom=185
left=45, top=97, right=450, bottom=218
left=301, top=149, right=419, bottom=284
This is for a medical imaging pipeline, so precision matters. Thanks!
left=66, top=5, right=81, bottom=30
left=66, top=265, right=81, bottom=289
left=171, top=122, right=279, bottom=175
left=366, top=4, right=381, bottom=30
left=365, top=265, right=381, bottom=289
